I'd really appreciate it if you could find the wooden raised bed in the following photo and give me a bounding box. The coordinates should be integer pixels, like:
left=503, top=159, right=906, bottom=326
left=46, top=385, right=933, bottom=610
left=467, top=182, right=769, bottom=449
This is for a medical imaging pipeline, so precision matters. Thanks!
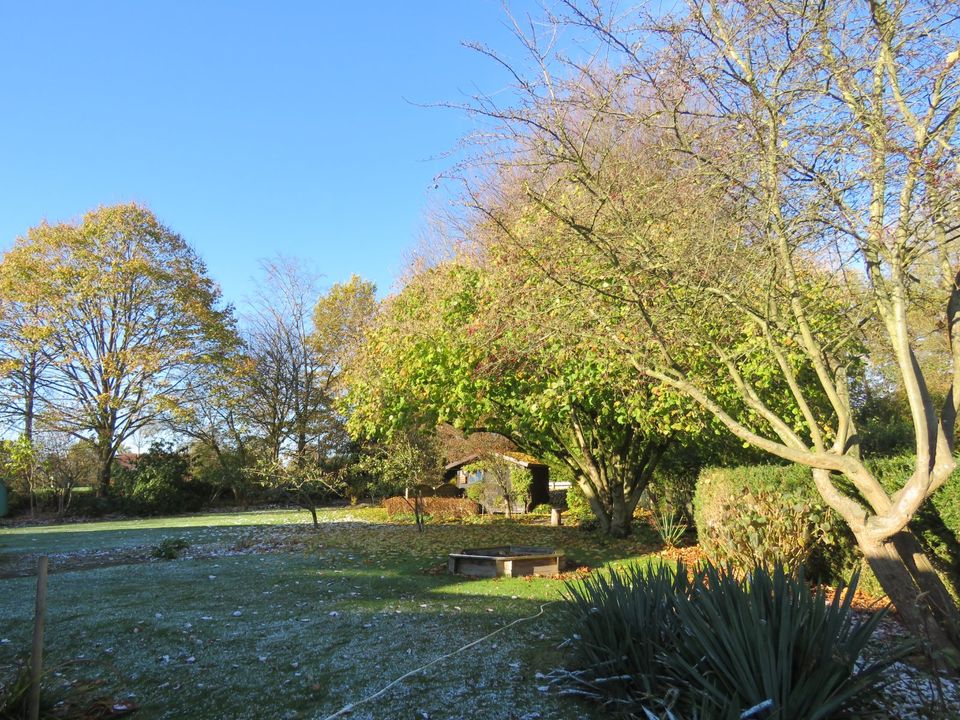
left=447, top=546, right=564, bottom=578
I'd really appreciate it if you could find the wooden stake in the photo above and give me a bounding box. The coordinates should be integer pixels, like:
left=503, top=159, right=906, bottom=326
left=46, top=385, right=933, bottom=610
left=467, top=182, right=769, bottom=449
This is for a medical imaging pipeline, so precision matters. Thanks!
left=29, top=556, right=48, bottom=720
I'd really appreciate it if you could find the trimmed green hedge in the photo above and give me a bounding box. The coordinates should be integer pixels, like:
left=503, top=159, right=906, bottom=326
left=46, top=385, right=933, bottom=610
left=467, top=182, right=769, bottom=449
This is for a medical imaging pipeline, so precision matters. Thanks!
left=693, top=457, right=960, bottom=590
left=694, top=464, right=856, bottom=583
left=868, top=456, right=960, bottom=576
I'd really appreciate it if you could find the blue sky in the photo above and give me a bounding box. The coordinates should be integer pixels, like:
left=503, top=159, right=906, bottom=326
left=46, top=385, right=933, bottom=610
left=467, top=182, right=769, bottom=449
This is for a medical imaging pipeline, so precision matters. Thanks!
left=0, top=1, right=541, bottom=306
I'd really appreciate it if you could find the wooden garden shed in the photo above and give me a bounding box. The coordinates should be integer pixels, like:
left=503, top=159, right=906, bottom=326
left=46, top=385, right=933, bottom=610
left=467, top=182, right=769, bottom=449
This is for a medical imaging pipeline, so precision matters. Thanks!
left=443, top=451, right=550, bottom=511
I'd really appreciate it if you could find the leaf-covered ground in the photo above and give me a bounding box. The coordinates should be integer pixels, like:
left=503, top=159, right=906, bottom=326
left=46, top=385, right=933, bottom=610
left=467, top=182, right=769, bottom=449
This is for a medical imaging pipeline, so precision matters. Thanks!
left=0, top=507, right=658, bottom=719
left=3, top=508, right=954, bottom=719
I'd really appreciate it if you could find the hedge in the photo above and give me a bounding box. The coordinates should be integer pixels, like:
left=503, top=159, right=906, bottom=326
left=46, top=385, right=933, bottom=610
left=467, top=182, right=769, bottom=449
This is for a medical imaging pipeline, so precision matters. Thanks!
left=382, top=496, right=480, bottom=521
left=693, top=457, right=960, bottom=590
left=694, top=464, right=855, bottom=582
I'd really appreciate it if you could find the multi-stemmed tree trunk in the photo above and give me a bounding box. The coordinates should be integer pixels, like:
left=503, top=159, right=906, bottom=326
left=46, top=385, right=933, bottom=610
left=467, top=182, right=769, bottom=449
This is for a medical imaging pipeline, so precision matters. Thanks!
left=458, top=0, right=960, bottom=654
left=562, top=415, right=669, bottom=538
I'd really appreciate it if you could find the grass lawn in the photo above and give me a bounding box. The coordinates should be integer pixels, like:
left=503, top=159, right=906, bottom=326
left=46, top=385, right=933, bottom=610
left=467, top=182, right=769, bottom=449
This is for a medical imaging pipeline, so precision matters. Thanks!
left=0, top=507, right=663, bottom=719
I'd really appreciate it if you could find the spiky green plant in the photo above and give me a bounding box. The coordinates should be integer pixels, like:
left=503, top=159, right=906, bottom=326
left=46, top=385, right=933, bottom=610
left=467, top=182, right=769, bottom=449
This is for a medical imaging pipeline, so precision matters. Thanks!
left=562, top=561, right=687, bottom=709
left=650, top=510, right=688, bottom=549
left=559, top=561, right=912, bottom=719
left=0, top=657, right=59, bottom=720
left=668, top=564, right=910, bottom=720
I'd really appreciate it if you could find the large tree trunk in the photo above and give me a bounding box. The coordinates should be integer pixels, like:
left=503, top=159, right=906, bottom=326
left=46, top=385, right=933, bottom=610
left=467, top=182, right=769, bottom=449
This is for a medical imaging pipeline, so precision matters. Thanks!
left=582, top=480, right=637, bottom=538
left=24, top=352, right=37, bottom=441
left=95, top=442, right=114, bottom=497
left=856, top=529, right=960, bottom=662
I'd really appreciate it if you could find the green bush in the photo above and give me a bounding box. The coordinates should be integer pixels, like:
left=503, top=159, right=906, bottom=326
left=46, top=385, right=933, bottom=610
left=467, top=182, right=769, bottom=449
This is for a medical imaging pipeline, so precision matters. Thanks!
left=152, top=537, right=190, bottom=560
left=694, top=459, right=960, bottom=592
left=511, top=467, right=533, bottom=509
left=561, top=562, right=911, bottom=719
left=867, top=455, right=960, bottom=581
left=565, top=484, right=593, bottom=523
left=112, top=442, right=203, bottom=516
left=694, top=465, right=854, bottom=581
left=67, top=489, right=113, bottom=517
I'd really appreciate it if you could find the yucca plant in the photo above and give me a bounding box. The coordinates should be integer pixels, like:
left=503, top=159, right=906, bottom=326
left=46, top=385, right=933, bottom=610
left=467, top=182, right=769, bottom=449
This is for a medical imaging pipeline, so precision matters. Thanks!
left=0, top=656, right=62, bottom=720
left=667, top=564, right=909, bottom=719
left=562, top=561, right=688, bottom=709
left=651, top=510, right=689, bottom=550
left=559, top=561, right=912, bottom=719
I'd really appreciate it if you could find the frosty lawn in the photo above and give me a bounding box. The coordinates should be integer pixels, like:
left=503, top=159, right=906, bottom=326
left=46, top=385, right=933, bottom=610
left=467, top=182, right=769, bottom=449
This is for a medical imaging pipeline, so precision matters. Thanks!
left=0, top=508, right=658, bottom=719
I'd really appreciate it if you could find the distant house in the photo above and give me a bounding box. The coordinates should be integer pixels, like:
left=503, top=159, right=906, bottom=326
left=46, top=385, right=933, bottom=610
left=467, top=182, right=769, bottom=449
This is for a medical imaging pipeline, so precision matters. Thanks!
left=114, top=453, right=141, bottom=471
left=443, top=451, right=550, bottom=511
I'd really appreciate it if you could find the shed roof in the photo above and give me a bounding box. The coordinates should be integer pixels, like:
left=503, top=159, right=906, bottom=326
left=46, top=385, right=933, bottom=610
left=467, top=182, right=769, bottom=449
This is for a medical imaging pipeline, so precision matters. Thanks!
left=444, top=451, right=547, bottom=472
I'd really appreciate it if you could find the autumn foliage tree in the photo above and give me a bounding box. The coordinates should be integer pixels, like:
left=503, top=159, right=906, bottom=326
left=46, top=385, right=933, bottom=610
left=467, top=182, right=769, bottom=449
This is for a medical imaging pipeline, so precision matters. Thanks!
left=456, top=0, right=960, bottom=653
left=0, top=204, right=237, bottom=495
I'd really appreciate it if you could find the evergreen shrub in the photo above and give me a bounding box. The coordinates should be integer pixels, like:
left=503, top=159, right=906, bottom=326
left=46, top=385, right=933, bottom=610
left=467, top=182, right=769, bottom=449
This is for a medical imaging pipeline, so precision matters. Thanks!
left=694, top=459, right=960, bottom=590
left=565, top=484, right=593, bottom=523
left=561, top=562, right=910, bottom=719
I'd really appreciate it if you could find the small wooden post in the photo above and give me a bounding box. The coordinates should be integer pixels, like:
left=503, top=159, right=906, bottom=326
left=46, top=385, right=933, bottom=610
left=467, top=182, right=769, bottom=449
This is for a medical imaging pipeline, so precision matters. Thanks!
left=550, top=507, right=563, bottom=526
left=29, top=556, right=48, bottom=720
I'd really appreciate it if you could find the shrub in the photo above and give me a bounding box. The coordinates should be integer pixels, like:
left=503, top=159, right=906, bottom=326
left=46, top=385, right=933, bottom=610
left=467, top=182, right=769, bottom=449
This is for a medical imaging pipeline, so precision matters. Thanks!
left=650, top=509, right=688, bottom=549
left=694, top=460, right=960, bottom=591
left=562, top=562, right=688, bottom=707
left=464, top=482, right=485, bottom=507
left=560, top=562, right=911, bottom=719
left=152, top=537, right=190, bottom=560
left=382, top=496, right=480, bottom=521
left=694, top=465, right=858, bottom=582
left=62, top=487, right=112, bottom=517
left=867, top=455, right=960, bottom=582
left=565, top=484, right=593, bottom=523
left=647, top=467, right=698, bottom=521
left=0, top=657, right=33, bottom=720
left=0, top=655, right=62, bottom=720
left=112, top=442, right=203, bottom=516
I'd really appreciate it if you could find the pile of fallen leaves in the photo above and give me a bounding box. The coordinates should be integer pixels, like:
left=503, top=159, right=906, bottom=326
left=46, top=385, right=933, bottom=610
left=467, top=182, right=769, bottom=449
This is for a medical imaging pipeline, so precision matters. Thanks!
left=307, top=514, right=660, bottom=569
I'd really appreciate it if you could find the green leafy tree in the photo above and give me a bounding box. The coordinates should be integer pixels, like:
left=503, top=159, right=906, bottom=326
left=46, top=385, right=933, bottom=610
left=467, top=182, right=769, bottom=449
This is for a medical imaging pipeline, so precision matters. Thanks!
left=351, top=428, right=445, bottom=499
left=346, top=261, right=688, bottom=536
left=247, top=454, right=342, bottom=529
left=1, top=435, right=43, bottom=516
left=42, top=434, right=97, bottom=516
left=113, top=441, right=193, bottom=515
left=0, top=281, right=53, bottom=440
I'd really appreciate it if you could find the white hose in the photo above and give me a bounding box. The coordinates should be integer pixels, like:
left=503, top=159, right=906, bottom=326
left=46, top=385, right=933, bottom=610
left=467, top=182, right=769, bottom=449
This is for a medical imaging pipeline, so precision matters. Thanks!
left=318, top=601, right=555, bottom=720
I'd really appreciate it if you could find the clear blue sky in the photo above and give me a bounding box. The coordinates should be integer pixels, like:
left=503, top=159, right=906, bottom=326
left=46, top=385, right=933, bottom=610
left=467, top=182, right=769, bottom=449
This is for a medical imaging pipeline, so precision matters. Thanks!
left=0, top=1, right=540, bottom=305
